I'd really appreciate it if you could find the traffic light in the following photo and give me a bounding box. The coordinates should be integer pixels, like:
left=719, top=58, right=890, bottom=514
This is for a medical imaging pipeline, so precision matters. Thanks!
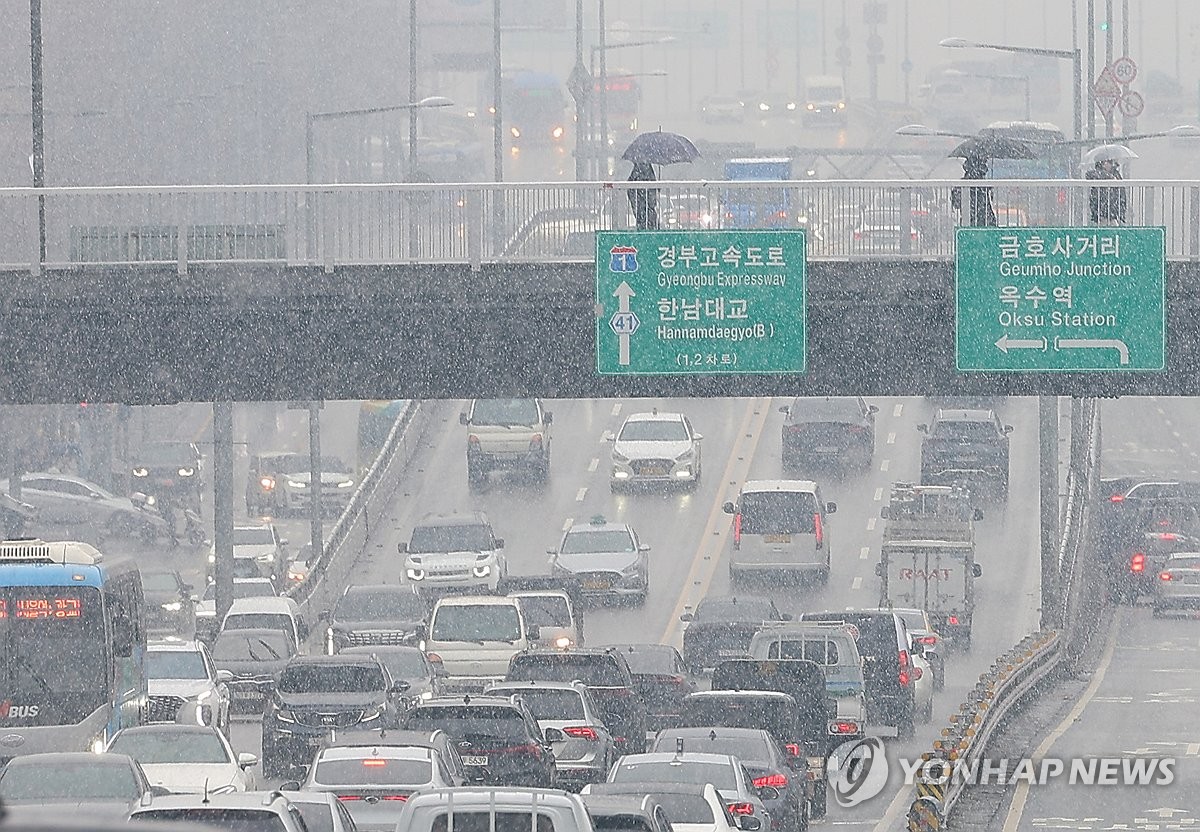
left=1099, top=20, right=1110, bottom=31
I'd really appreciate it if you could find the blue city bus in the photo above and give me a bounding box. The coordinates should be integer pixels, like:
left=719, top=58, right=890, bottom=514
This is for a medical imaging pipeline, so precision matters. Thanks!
left=0, top=539, right=146, bottom=759
left=980, top=121, right=1075, bottom=224
left=722, top=157, right=796, bottom=229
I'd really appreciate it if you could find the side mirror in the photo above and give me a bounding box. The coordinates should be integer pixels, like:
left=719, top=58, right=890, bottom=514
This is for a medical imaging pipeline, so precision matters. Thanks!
left=544, top=411, right=553, bottom=425
left=189, top=594, right=200, bottom=603
left=638, top=544, right=651, bottom=552
left=390, top=680, right=412, bottom=695
left=694, top=433, right=704, bottom=441
left=973, top=563, right=983, bottom=578
left=825, top=502, right=837, bottom=515
left=279, top=538, right=288, bottom=547
left=973, top=508, right=985, bottom=521
left=780, top=613, right=793, bottom=621
left=216, top=669, right=234, bottom=684
left=874, top=563, right=883, bottom=577
left=738, top=818, right=762, bottom=832
left=494, top=538, right=505, bottom=549
left=722, top=501, right=736, bottom=515
left=868, top=405, right=879, bottom=414
left=278, top=780, right=302, bottom=791
left=1004, top=425, right=1014, bottom=435
left=525, top=624, right=541, bottom=641
left=679, top=611, right=694, bottom=623
left=777, top=406, right=790, bottom=415
left=544, top=727, right=565, bottom=743
left=237, top=752, right=259, bottom=769
left=459, top=413, right=469, bottom=425
left=397, top=542, right=409, bottom=554
left=757, top=786, right=780, bottom=802
left=150, top=786, right=173, bottom=798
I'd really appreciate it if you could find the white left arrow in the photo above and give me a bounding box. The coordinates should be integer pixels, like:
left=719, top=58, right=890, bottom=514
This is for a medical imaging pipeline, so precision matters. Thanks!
left=614, top=281, right=636, bottom=366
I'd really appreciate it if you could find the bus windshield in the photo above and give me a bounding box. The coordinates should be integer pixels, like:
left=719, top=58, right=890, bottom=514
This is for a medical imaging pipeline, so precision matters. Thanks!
left=0, top=586, right=109, bottom=726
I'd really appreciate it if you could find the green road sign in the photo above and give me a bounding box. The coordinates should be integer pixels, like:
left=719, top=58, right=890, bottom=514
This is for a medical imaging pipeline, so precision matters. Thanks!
left=596, top=230, right=806, bottom=375
left=956, top=226, right=1165, bottom=372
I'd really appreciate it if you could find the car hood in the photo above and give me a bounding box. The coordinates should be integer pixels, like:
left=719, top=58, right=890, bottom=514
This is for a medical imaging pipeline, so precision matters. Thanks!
left=276, top=691, right=386, bottom=709
left=149, top=679, right=216, bottom=699
left=614, top=439, right=693, bottom=460
left=555, top=551, right=640, bottom=572
left=407, top=551, right=496, bottom=565
left=215, top=658, right=290, bottom=677
left=141, top=762, right=245, bottom=794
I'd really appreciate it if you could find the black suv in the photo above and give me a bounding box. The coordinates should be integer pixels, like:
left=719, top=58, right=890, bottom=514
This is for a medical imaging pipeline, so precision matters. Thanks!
left=401, top=695, right=556, bottom=787
left=321, top=584, right=428, bottom=653
left=800, top=610, right=916, bottom=739
left=681, top=595, right=791, bottom=675
left=131, top=441, right=205, bottom=507
left=505, top=648, right=647, bottom=756
left=261, top=655, right=410, bottom=778
left=779, top=397, right=877, bottom=473
left=918, top=409, right=1012, bottom=499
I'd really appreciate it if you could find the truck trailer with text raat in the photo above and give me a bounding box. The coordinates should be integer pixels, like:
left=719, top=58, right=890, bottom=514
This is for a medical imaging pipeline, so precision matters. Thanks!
left=876, top=483, right=983, bottom=648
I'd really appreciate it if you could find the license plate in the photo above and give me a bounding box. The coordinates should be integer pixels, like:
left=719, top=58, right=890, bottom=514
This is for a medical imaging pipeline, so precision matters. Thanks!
left=764, top=534, right=791, bottom=544
left=462, top=756, right=489, bottom=766
left=718, top=649, right=743, bottom=657
left=584, top=578, right=612, bottom=590
left=641, top=466, right=667, bottom=476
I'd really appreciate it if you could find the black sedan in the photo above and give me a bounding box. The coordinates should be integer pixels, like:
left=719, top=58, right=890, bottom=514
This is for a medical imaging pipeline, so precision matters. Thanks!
left=141, top=569, right=196, bottom=635
left=680, top=595, right=791, bottom=674
left=605, top=643, right=696, bottom=731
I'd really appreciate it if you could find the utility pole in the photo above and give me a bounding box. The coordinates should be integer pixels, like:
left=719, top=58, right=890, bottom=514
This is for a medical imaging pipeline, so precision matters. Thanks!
left=1039, top=396, right=1060, bottom=629
left=1086, top=0, right=1096, bottom=138
left=408, top=0, right=418, bottom=175
left=29, top=0, right=45, bottom=268
left=308, top=402, right=324, bottom=576
left=598, top=0, right=609, bottom=180
left=213, top=402, right=234, bottom=622
left=1104, top=0, right=1114, bottom=137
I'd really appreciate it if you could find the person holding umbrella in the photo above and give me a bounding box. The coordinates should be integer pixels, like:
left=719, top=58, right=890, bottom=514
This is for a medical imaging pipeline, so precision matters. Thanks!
left=621, top=130, right=700, bottom=231
left=951, top=156, right=997, bottom=227
left=1084, top=145, right=1134, bottom=226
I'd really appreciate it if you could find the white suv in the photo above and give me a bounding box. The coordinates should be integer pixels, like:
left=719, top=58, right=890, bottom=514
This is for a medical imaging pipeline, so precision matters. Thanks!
left=398, top=512, right=506, bottom=594
left=461, top=398, right=553, bottom=487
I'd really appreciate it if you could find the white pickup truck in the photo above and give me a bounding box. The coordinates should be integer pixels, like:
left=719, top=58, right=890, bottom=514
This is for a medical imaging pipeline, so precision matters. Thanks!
left=460, top=398, right=553, bottom=488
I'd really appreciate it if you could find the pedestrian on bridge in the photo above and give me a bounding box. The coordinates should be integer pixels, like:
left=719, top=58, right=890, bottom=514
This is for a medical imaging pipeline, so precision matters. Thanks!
left=1086, top=159, right=1127, bottom=226
left=950, top=156, right=997, bottom=227
left=627, top=162, right=660, bottom=230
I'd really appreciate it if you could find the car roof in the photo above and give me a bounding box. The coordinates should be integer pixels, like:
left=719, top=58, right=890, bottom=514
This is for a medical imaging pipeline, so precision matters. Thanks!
left=133, top=792, right=291, bottom=810
left=933, top=409, right=995, bottom=422
left=566, top=520, right=633, bottom=535
left=284, top=654, right=384, bottom=668
left=433, top=595, right=520, bottom=608
left=315, top=745, right=432, bottom=762
left=215, top=627, right=292, bottom=639
left=343, top=583, right=421, bottom=597
left=113, top=724, right=221, bottom=738
left=622, top=411, right=686, bottom=423
left=580, top=795, right=660, bottom=817
left=663, top=727, right=773, bottom=741
left=1165, top=551, right=1200, bottom=560
left=617, top=752, right=737, bottom=766
left=226, top=597, right=297, bottom=614
left=322, top=728, right=446, bottom=749
left=740, top=479, right=818, bottom=493
left=588, top=782, right=713, bottom=797
left=416, top=695, right=520, bottom=709
left=486, top=680, right=587, bottom=694
left=509, top=589, right=571, bottom=599
left=513, top=647, right=619, bottom=661
left=414, top=512, right=489, bottom=528
left=402, top=787, right=585, bottom=809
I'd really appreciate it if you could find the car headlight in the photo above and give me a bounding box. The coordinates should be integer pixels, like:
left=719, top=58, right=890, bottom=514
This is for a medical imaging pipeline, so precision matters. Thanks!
left=758, top=102, right=770, bottom=111
left=555, top=635, right=573, bottom=649
left=161, top=601, right=183, bottom=612
left=194, top=689, right=213, bottom=703
left=407, top=568, right=425, bottom=581
left=273, top=709, right=296, bottom=724
left=91, top=736, right=107, bottom=754
left=132, top=468, right=149, bottom=478
left=259, top=476, right=275, bottom=491
left=288, top=566, right=308, bottom=582
left=675, top=448, right=695, bottom=461
left=620, top=562, right=641, bottom=577
left=207, top=552, right=216, bottom=564
left=178, top=467, right=195, bottom=478
left=420, top=690, right=435, bottom=701
left=287, top=480, right=307, bottom=489
left=786, top=102, right=797, bottom=110
left=360, top=707, right=382, bottom=723
left=472, top=564, right=492, bottom=578
left=337, top=480, right=355, bottom=489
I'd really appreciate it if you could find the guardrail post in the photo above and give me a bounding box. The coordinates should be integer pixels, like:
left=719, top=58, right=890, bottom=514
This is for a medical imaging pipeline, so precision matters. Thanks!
left=28, top=194, right=40, bottom=275
left=466, top=188, right=482, bottom=272
left=174, top=196, right=188, bottom=276
left=286, top=190, right=300, bottom=267
left=900, top=187, right=913, bottom=256
left=1190, top=187, right=1200, bottom=259
left=322, top=191, right=335, bottom=274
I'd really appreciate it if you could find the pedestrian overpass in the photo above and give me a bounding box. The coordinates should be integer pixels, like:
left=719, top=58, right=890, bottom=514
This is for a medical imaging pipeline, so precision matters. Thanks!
left=0, top=179, right=1197, bottom=404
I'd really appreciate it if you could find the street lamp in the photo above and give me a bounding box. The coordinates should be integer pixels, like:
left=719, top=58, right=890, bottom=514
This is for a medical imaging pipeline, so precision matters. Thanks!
left=304, top=96, right=454, bottom=185
left=944, top=69, right=1031, bottom=121
left=939, top=37, right=1082, bottom=141
left=588, top=35, right=675, bottom=178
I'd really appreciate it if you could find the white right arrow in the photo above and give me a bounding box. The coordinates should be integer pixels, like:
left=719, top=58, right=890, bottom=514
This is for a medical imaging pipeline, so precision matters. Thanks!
left=995, top=334, right=1048, bottom=353
left=613, top=281, right=636, bottom=367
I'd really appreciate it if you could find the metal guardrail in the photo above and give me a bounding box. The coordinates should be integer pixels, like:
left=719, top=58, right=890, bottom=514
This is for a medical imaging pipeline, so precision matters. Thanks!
left=905, top=398, right=1100, bottom=831
left=1, top=180, right=1199, bottom=272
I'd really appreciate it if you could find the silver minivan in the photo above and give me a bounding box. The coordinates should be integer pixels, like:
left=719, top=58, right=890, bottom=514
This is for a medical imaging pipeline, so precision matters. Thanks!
left=723, top=480, right=837, bottom=584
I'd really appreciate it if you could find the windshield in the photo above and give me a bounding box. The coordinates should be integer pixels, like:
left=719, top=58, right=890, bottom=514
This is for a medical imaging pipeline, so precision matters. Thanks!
left=611, top=760, right=736, bottom=790
left=509, top=655, right=625, bottom=686
left=0, top=586, right=108, bottom=726
left=234, top=581, right=278, bottom=599
left=489, top=687, right=585, bottom=721
left=0, top=760, right=140, bottom=802
left=314, top=756, right=432, bottom=786
left=337, top=589, right=425, bottom=620
left=136, top=444, right=194, bottom=466
left=278, top=663, right=385, bottom=694
left=561, top=530, right=635, bottom=554
left=932, top=420, right=997, bottom=442
left=620, top=647, right=674, bottom=674
left=213, top=631, right=292, bottom=662
left=514, top=595, right=571, bottom=627
left=405, top=705, right=528, bottom=738
left=681, top=697, right=796, bottom=736
left=618, top=420, right=688, bottom=442
left=789, top=398, right=862, bottom=423
left=431, top=604, right=521, bottom=642
left=767, top=638, right=840, bottom=664
left=895, top=611, right=928, bottom=631
left=141, top=572, right=180, bottom=593
left=224, top=613, right=291, bottom=635
left=409, top=523, right=493, bottom=553
left=132, top=809, right=287, bottom=832
left=739, top=491, right=818, bottom=535
left=233, top=527, right=276, bottom=546
left=110, top=729, right=229, bottom=764
left=146, top=650, right=208, bottom=680
left=470, top=398, right=540, bottom=426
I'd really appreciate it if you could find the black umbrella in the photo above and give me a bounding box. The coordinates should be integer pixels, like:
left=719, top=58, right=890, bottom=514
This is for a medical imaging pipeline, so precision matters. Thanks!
left=948, top=135, right=1035, bottom=160
left=621, top=130, right=700, bottom=165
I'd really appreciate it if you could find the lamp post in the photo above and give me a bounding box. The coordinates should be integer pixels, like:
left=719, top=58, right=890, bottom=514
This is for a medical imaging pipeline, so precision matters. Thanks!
left=944, top=69, right=1031, bottom=121
left=29, top=0, right=45, bottom=269
left=588, top=36, right=675, bottom=179
left=939, top=37, right=1082, bottom=142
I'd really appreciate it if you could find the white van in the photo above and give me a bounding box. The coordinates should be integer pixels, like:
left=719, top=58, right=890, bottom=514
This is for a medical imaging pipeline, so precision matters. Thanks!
left=723, top=480, right=837, bottom=584
left=220, top=596, right=308, bottom=649
left=426, top=595, right=538, bottom=692
left=803, top=75, right=847, bottom=125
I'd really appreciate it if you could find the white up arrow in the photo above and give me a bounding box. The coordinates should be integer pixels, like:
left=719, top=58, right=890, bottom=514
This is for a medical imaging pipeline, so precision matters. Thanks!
left=613, top=281, right=636, bottom=367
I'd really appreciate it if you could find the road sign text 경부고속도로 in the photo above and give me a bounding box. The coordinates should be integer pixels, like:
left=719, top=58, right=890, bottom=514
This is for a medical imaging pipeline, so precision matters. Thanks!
left=594, top=230, right=806, bottom=375
left=955, top=227, right=1165, bottom=372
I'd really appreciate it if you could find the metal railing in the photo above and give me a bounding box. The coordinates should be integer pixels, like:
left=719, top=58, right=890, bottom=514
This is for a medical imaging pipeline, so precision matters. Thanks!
left=0, top=179, right=1197, bottom=272
left=905, top=397, right=1100, bottom=830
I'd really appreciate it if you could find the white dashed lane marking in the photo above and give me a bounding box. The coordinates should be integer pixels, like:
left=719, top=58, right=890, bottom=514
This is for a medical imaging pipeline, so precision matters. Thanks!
left=880, top=459, right=890, bottom=472
left=892, top=403, right=903, bottom=418
left=611, top=403, right=622, bottom=417
left=588, top=458, right=599, bottom=473
left=575, top=488, right=587, bottom=502
left=562, top=517, right=573, bottom=531
left=860, top=546, right=870, bottom=560
left=873, top=487, right=884, bottom=501
left=851, top=576, right=863, bottom=590
left=866, top=517, right=877, bottom=531
left=886, top=432, right=896, bottom=445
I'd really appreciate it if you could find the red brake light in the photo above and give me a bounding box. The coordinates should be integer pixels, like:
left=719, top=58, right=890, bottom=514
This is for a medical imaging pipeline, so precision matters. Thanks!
left=468, top=435, right=480, bottom=448
left=899, top=649, right=910, bottom=686
left=1110, top=493, right=1125, bottom=502
left=338, top=796, right=363, bottom=801
left=1131, top=552, right=1146, bottom=573
left=381, top=796, right=409, bottom=801
left=1158, top=533, right=1179, bottom=541
left=814, top=513, right=824, bottom=549
left=562, top=726, right=599, bottom=741
left=727, top=803, right=755, bottom=816
left=785, top=743, right=801, bottom=757
left=830, top=721, right=859, bottom=734
left=733, top=513, right=743, bottom=548
left=426, top=653, right=443, bottom=664
left=1161, top=571, right=1174, bottom=581
left=947, top=615, right=959, bottom=625
left=853, top=231, right=863, bottom=240
left=753, top=773, right=789, bottom=788
left=362, top=759, right=387, bottom=767
left=917, top=635, right=937, bottom=645
left=899, top=670, right=910, bottom=686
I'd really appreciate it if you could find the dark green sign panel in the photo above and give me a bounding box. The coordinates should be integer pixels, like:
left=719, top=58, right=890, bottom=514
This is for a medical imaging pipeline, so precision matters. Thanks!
left=956, top=227, right=1166, bottom=372
left=595, top=230, right=806, bottom=375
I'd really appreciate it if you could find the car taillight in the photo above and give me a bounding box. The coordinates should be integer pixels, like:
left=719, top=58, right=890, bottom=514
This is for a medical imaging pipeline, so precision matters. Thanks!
left=529, top=433, right=544, bottom=449
left=1161, top=571, right=1175, bottom=581
left=426, top=653, right=443, bottom=666
left=1131, top=552, right=1146, bottom=573
left=562, top=726, right=599, bottom=741
left=814, top=513, right=823, bottom=549
left=910, top=230, right=919, bottom=240
left=899, top=649, right=910, bottom=686
left=362, top=759, right=387, bottom=767
left=259, top=476, right=275, bottom=491
left=829, top=721, right=859, bottom=734
left=785, top=743, right=801, bottom=757
left=338, top=796, right=363, bottom=801
left=753, top=773, right=789, bottom=788
left=727, top=803, right=755, bottom=816
left=381, top=796, right=409, bottom=801
left=1158, top=532, right=1179, bottom=541
left=733, top=513, right=743, bottom=548
left=917, top=635, right=938, bottom=645
left=1110, top=493, right=1125, bottom=502
left=468, top=434, right=481, bottom=448
left=947, top=615, right=960, bottom=625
